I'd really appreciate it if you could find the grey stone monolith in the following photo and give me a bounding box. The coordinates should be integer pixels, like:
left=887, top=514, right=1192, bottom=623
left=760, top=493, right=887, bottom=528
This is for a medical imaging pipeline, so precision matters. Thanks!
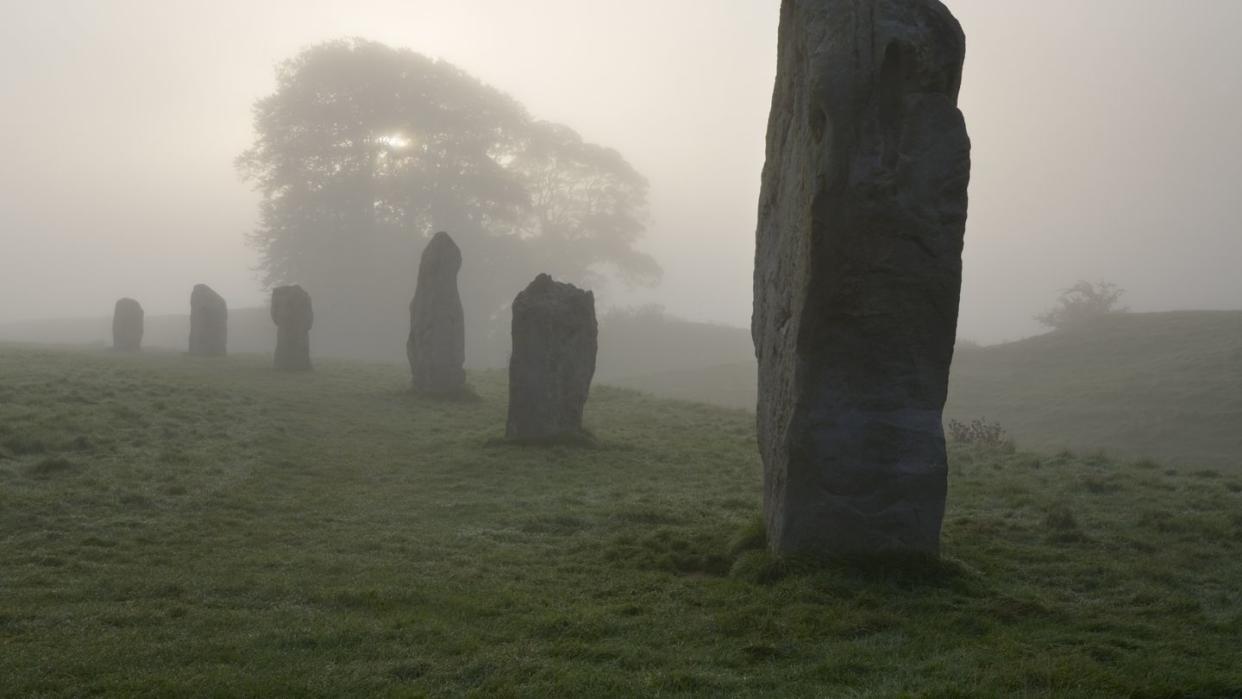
left=271, top=285, right=313, bottom=371
left=407, top=232, right=465, bottom=395
left=188, top=284, right=228, bottom=356
left=112, top=298, right=143, bottom=352
left=752, top=0, right=971, bottom=557
left=506, top=274, right=597, bottom=441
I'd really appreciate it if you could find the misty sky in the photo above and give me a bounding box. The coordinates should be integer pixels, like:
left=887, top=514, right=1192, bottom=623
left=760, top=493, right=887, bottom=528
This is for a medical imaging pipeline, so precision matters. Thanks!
left=2, top=0, right=1240, bottom=343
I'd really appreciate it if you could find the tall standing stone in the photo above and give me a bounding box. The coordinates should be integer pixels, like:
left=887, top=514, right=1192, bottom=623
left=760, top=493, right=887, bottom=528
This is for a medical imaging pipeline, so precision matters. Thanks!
left=112, top=298, right=144, bottom=352
left=506, top=274, right=597, bottom=441
left=752, top=0, right=971, bottom=557
left=188, top=284, right=228, bottom=356
left=271, top=285, right=313, bottom=371
left=407, top=232, right=465, bottom=394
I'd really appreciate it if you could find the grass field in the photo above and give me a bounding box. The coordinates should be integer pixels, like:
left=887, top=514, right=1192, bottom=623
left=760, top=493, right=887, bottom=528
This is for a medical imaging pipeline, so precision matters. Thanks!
left=611, top=311, right=1242, bottom=471
left=946, top=311, right=1242, bottom=470
left=2, top=345, right=1241, bottom=696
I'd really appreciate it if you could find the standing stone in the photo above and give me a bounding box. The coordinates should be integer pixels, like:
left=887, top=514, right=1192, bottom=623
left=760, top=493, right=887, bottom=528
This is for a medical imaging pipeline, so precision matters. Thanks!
left=188, top=284, right=228, bottom=356
left=111, top=298, right=144, bottom=352
left=407, top=232, right=465, bottom=394
left=752, top=0, right=971, bottom=557
left=271, top=285, right=313, bottom=371
left=506, top=274, right=597, bottom=441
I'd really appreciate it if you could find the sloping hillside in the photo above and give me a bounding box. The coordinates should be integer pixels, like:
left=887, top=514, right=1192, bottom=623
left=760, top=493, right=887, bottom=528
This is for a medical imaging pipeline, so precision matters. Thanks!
left=610, top=311, right=1242, bottom=470
left=946, top=311, right=1242, bottom=469
left=595, top=312, right=755, bottom=380
left=1, top=346, right=1240, bottom=695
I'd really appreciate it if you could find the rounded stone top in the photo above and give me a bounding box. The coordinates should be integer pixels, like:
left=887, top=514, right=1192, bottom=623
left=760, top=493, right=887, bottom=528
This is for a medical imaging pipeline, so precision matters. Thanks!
left=513, top=274, right=595, bottom=321
left=191, top=284, right=226, bottom=305
left=418, top=231, right=462, bottom=276
left=271, top=284, right=313, bottom=326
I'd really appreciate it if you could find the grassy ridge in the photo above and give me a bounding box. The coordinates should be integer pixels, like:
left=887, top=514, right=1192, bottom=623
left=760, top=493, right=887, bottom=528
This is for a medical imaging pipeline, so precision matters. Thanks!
left=1, top=346, right=1240, bottom=696
left=610, top=311, right=1242, bottom=470
left=946, top=311, right=1242, bottom=469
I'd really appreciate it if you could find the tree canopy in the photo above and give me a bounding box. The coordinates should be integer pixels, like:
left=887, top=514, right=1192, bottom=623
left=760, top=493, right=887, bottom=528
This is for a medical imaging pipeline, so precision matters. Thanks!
left=237, top=39, right=658, bottom=363
left=1036, top=281, right=1127, bottom=330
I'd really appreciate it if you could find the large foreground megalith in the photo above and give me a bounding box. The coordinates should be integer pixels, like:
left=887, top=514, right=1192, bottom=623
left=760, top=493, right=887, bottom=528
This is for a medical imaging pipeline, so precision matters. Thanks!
left=188, top=284, right=228, bottom=356
left=506, top=274, right=597, bottom=441
left=407, top=232, right=466, bottom=395
left=112, top=298, right=143, bottom=352
left=752, top=0, right=971, bottom=557
left=271, top=285, right=313, bottom=371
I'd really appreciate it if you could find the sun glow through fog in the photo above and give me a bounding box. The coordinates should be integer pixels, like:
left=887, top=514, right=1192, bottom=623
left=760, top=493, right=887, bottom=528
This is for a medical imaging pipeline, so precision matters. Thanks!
left=376, top=133, right=411, bottom=149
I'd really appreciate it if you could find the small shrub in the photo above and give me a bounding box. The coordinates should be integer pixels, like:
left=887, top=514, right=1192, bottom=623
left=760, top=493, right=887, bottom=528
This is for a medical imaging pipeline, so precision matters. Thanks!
left=1084, top=450, right=1111, bottom=467
left=947, top=418, right=1014, bottom=450
left=1081, top=476, right=1123, bottom=495
left=4, top=435, right=48, bottom=456
left=1138, top=510, right=1179, bottom=534
left=1035, top=280, right=1127, bottom=330
left=728, top=515, right=767, bottom=557
left=118, top=492, right=153, bottom=508
left=729, top=550, right=788, bottom=584
left=1044, top=506, right=1086, bottom=543
left=1045, top=507, right=1078, bottom=530
left=24, top=456, right=79, bottom=478
left=389, top=662, right=429, bottom=681
left=63, top=435, right=94, bottom=452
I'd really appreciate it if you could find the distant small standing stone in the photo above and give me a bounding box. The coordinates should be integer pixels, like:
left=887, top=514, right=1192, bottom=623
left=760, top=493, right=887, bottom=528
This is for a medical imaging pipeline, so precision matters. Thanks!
left=188, top=284, right=228, bottom=356
left=506, top=274, right=597, bottom=441
left=407, top=231, right=466, bottom=395
left=112, top=298, right=143, bottom=352
left=271, top=285, right=313, bottom=370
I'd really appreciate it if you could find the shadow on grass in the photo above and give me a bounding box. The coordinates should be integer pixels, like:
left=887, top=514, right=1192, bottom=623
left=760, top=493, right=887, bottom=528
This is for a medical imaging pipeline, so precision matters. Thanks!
left=24, top=456, right=81, bottom=479
left=726, top=515, right=978, bottom=589
left=408, top=384, right=484, bottom=403
left=483, top=429, right=601, bottom=449
left=386, top=383, right=484, bottom=407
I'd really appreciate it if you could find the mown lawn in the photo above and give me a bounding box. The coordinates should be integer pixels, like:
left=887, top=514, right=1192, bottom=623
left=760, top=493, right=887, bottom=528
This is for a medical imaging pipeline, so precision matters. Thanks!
left=1, top=346, right=1239, bottom=697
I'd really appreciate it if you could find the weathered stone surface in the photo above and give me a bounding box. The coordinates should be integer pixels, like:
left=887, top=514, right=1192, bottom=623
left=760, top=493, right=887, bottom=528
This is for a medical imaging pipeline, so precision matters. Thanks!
left=752, top=0, right=971, bottom=557
left=111, top=298, right=143, bottom=352
left=188, top=284, right=228, bottom=356
left=506, top=274, right=597, bottom=441
left=271, top=285, right=313, bottom=370
left=407, top=232, right=466, bottom=394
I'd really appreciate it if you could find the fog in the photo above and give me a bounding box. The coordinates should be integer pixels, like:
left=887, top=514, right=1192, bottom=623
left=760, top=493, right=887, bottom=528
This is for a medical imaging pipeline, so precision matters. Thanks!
left=2, top=0, right=1240, bottom=344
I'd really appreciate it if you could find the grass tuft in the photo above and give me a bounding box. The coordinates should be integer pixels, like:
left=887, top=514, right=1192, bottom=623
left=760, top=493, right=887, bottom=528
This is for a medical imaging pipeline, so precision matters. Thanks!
left=728, top=514, right=767, bottom=556
left=24, top=456, right=79, bottom=478
left=1043, top=505, right=1087, bottom=543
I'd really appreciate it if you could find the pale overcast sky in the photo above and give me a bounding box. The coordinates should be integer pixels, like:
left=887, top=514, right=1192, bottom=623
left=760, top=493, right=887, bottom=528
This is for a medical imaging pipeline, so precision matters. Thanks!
left=2, top=0, right=1240, bottom=342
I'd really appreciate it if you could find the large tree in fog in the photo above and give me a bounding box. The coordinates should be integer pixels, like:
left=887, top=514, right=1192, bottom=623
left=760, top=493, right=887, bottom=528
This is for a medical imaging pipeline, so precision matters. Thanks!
left=237, top=39, right=657, bottom=363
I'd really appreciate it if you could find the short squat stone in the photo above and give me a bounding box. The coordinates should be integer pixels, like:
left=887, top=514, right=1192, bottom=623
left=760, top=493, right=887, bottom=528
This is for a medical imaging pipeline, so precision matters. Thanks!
left=506, top=274, right=597, bottom=441
left=271, top=285, right=313, bottom=370
left=188, top=284, right=228, bottom=356
left=112, top=298, right=143, bottom=352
